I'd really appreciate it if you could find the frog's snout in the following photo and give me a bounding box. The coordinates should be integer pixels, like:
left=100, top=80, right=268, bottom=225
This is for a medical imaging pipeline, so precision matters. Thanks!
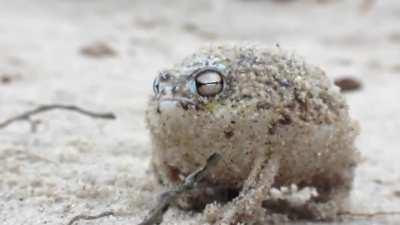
left=154, top=82, right=194, bottom=113
left=152, top=72, right=198, bottom=113
left=157, top=97, right=197, bottom=113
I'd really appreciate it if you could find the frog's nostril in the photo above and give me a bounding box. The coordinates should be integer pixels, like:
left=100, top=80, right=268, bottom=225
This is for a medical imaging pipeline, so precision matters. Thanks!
left=160, top=72, right=172, bottom=81
left=171, top=86, right=178, bottom=94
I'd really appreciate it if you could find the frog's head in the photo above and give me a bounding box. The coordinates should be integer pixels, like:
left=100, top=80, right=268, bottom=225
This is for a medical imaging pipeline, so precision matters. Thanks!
left=146, top=45, right=270, bottom=128
left=153, top=50, right=234, bottom=114
left=152, top=65, right=229, bottom=114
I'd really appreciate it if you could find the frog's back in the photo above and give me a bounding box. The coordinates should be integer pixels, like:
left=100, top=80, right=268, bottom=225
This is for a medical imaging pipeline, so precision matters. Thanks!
left=178, top=44, right=349, bottom=125
left=201, top=44, right=360, bottom=187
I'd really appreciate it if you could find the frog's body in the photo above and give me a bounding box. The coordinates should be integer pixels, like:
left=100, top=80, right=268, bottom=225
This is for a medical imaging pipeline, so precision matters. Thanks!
left=145, top=44, right=359, bottom=223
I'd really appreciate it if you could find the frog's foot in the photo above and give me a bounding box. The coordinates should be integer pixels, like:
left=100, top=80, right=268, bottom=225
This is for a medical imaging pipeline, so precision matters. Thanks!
left=298, top=169, right=353, bottom=221
left=205, top=157, right=280, bottom=225
left=263, top=197, right=338, bottom=221
left=262, top=177, right=352, bottom=221
left=302, top=184, right=351, bottom=221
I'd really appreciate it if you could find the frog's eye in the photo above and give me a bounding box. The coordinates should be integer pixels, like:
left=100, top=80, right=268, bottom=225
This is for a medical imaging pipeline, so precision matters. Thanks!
left=195, top=70, right=224, bottom=97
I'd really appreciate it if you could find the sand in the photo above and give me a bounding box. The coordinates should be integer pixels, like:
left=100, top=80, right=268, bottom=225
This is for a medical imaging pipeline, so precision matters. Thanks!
left=0, top=0, right=399, bottom=224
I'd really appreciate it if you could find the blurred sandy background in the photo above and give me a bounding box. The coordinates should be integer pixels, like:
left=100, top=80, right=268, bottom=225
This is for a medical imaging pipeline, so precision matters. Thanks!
left=1, top=0, right=400, bottom=224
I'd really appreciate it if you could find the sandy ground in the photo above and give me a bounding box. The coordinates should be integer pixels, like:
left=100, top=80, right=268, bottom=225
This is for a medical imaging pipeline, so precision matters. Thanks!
left=1, top=0, right=400, bottom=224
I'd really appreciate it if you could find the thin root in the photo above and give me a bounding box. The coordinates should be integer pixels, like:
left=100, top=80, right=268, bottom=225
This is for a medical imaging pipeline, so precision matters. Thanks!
left=66, top=211, right=115, bottom=225
left=0, top=104, right=116, bottom=130
left=65, top=153, right=222, bottom=225
left=339, top=210, right=400, bottom=218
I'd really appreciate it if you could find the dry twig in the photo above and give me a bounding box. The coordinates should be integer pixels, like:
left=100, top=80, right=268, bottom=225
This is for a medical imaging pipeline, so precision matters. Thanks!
left=339, top=211, right=400, bottom=218
left=66, top=152, right=222, bottom=225
left=66, top=211, right=115, bottom=225
left=0, top=104, right=116, bottom=130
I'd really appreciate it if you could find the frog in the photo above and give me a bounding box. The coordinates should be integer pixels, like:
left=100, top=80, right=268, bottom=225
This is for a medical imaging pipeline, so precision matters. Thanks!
left=145, top=44, right=360, bottom=224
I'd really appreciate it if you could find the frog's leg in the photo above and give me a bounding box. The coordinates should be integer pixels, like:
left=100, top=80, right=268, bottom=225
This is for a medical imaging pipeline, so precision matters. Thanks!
left=153, top=154, right=243, bottom=211
left=207, top=157, right=280, bottom=225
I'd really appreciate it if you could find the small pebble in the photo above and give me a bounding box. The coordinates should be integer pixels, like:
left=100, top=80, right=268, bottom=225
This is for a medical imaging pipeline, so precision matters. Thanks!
left=1, top=75, right=12, bottom=84
left=80, top=42, right=117, bottom=58
left=334, top=77, right=362, bottom=92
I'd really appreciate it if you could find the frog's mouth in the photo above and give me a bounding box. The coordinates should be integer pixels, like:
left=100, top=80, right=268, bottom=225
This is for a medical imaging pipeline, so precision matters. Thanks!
left=157, top=97, right=198, bottom=113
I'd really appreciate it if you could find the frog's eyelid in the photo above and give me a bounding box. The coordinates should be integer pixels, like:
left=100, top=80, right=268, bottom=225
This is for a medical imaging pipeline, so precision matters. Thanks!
left=189, top=67, right=227, bottom=79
